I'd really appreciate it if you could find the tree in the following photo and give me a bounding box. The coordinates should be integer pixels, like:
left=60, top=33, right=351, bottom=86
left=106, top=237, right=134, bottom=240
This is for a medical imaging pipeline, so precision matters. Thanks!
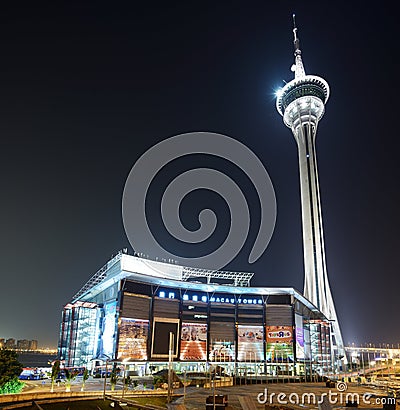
left=80, top=368, right=89, bottom=391
left=50, top=360, right=60, bottom=393
left=0, top=349, right=24, bottom=394
left=124, top=375, right=131, bottom=392
left=64, top=368, right=78, bottom=392
left=110, top=367, right=119, bottom=392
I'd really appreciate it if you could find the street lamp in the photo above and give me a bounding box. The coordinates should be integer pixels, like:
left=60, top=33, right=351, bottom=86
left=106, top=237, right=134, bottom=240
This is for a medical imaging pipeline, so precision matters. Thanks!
left=90, top=354, right=116, bottom=400
left=121, top=357, right=131, bottom=398
left=94, top=354, right=117, bottom=400
left=167, top=332, right=174, bottom=404
left=103, top=356, right=110, bottom=400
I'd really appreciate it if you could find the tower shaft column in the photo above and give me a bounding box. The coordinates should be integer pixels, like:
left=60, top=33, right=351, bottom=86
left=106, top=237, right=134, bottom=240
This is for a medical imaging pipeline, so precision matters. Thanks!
left=294, top=121, right=328, bottom=315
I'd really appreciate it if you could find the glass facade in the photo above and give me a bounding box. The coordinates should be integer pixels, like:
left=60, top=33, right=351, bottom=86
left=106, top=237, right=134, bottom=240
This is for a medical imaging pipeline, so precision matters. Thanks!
left=58, top=301, right=97, bottom=367
left=281, top=82, right=326, bottom=110
left=309, top=319, right=331, bottom=375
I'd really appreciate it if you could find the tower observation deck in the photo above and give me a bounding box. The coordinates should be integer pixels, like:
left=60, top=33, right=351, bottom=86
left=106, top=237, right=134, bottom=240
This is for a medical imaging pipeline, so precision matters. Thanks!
left=276, top=15, right=346, bottom=365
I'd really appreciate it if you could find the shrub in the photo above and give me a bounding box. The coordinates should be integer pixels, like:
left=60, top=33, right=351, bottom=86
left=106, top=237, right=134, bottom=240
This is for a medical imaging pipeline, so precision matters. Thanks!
left=0, top=377, right=25, bottom=394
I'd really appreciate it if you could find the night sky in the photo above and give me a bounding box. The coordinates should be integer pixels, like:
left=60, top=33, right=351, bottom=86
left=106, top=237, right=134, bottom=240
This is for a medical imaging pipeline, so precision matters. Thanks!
left=0, top=2, right=398, bottom=348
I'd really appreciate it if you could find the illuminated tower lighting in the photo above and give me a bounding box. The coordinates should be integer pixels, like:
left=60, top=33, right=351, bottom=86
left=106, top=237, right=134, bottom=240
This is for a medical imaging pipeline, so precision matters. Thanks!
left=276, top=15, right=346, bottom=364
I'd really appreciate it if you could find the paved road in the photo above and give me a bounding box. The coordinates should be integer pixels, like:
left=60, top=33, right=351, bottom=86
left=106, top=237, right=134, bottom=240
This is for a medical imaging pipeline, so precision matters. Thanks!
left=173, top=381, right=397, bottom=409
left=19, top=379, right=397, bottom=409
left=22, top=377, right=128, bottom=393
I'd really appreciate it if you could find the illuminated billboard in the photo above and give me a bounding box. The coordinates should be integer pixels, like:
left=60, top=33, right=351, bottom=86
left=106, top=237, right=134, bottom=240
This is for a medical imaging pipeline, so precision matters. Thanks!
left=98, top=301, right=117, bottom=358
left=295, top=314, right=305, bottom=359
left=180, top=322, right=207, bottom=361
left=118, top=318, right=148, bottom=360
left=237, top=325, right=263, bottom=362
left=266, top=325, right=293, bottom=361
left=209, top=340, right=235, bottom=362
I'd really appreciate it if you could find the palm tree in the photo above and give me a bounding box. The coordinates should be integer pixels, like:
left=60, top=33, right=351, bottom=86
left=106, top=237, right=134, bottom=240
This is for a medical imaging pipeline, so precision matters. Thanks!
left=50, top=360, right=60, bottom=393
left=110, top=368, right=119, bottom=392
left=80, top=368, right=89, bottom=391
left=64, top=369, right=77, bottom=392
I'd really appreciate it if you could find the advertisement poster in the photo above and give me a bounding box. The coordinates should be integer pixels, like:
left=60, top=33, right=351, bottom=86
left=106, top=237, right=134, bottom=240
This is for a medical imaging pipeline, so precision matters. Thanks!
left=304, top=325, right=311, bottom=359
left=266, top=325, right=293, bottom=361
left=209, top=340, right=235, bottom=362
left=237, top=325, right=263, bottom=362
left=295, top=314, right=305, bottom=359
left=180, top=322, right=207, bottom=361
left=98, top=301, right=117, bottom=358
left=118, top=318, right=148, bottom=360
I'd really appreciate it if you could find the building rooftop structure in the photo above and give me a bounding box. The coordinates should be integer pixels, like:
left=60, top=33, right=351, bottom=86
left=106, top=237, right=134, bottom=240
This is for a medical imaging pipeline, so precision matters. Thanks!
left=72, top=251, right=323, bottom=315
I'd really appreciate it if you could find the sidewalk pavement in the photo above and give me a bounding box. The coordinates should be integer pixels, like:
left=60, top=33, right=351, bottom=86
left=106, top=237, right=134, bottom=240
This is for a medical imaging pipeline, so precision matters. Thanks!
left=172, top=382, right=390, bottom=410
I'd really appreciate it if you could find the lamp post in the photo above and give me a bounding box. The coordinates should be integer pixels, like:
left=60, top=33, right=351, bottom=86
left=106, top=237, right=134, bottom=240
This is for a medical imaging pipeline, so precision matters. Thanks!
left=90, top=355, right=114, bottom=400
left=167, top=332, right=174, bottom=404
left=100, top=355, right=118, bottom=400
left=122, top=357, right=131, bottom=399
left=103, top=358, right=109, bottom=400
left=183, top=370, right=187, bottom=405
left=213, top=366, right=216, bottom=410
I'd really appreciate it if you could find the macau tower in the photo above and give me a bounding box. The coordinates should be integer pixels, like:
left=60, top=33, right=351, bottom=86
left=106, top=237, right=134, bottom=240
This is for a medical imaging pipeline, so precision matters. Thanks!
left=276, top=15, right=346, bottom=364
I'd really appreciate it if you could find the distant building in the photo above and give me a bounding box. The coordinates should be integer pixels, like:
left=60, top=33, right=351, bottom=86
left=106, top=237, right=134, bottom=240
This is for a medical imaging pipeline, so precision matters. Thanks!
left=17, top=339, right=30, bottom=350
left=0, top=338, right=39, bottom=350
left=5, top=338, right=16, bottom=349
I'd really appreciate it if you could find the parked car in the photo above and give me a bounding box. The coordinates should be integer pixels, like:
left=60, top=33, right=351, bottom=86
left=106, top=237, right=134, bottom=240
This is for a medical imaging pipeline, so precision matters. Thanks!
left=19, top=368, right=45, bottom=380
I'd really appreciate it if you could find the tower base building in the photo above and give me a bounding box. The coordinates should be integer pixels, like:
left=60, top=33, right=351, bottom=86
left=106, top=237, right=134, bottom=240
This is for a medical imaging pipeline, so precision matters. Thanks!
left=59, top=252, right=333, bottom=379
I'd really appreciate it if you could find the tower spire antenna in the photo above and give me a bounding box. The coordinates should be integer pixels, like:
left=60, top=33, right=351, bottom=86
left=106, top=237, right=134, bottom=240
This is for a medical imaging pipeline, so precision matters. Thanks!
left=291, top=13, right=305, bottom=78
left=292, top=13, right=300, bottom=51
